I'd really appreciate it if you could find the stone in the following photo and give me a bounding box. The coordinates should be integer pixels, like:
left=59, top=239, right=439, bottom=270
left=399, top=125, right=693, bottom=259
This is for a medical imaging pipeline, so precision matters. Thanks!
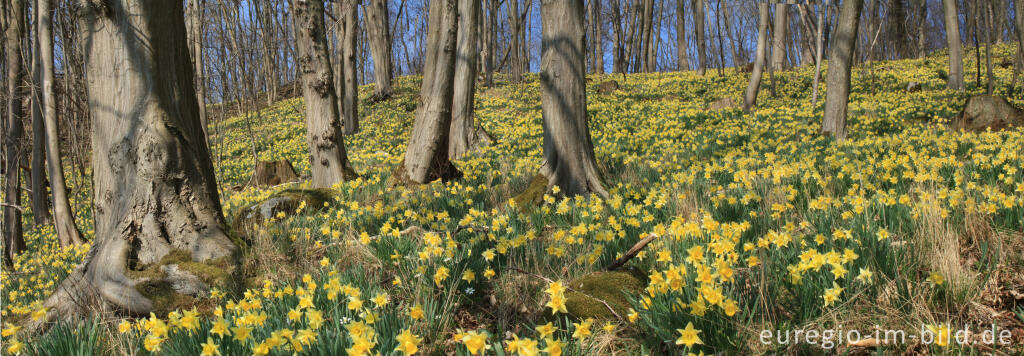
left=707, top=97, right=739, bottom=111
left=597, top=80, right=620, bottom=95
left=232, top=188, right=337, bottom=241
left=246, top=159, right=300, bottom=188
left=953, top=95, right=1024, bottom=132
left=564, top=271, right=643, bottom=319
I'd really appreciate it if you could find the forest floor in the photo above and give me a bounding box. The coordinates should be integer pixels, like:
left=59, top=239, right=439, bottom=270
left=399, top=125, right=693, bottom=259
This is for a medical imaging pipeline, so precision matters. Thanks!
left=3, top=46, right=1024, bottom=355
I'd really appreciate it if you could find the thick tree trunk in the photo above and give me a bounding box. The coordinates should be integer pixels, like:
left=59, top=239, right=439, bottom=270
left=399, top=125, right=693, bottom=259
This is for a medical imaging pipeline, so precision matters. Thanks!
left=30, top=23, right=51, bottom=227
left=821, top=0, right=864, bottom=141
left=812, top=0, right=829, bottom=105
left=538, top=0, right=607, bottom=198
left=36, top=0, right=239, bottom=324
left=365, top=0, right=394, bottom=100
left=341, top=0, right=359, bottom=135
left=693, top=0, right=707, bottom=75
left=592, top=0, right=604, bottom=73
left=188, top=0, right=208, bottom=139
left=640, top=0, right=654, bottom=72
left=771, top=3, right=789, bottom=70
left=40, top=0, right=86, bottom=247
left=676, top=0, right=688, bottom=70
left=449, top=0, right=484, bottom=160
left=508, top=0, right=524, bottom=81
left=917, top=0, right=927, bottom=58
left=744, top=2, right=769, bottom=111
left=942, top=0, right=965, bottom=91
left=402, top=0, right=461, bottom=183
left=294, top=0, right=358, bottom=187
left=1014, top=0, right=1024, bottom=88
left=3, top=0, right=28, bottom=266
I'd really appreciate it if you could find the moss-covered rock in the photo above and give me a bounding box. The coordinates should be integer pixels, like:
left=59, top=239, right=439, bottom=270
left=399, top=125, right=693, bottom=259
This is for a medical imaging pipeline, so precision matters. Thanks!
left=126, top=250, right=238, bottom=316
left=512, top=174, right=547, bottom=207
left=232, top=188, right=338, bottom=242
left=564, top=271, right=643, bottom=320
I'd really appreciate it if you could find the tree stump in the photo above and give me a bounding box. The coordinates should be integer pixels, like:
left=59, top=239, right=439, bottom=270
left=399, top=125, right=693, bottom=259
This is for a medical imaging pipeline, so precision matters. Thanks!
left=246, top=159, right=301, bottom=188
left=597, top=80, right=620, bottom=95
left=233, top=188, right=337, bottom=242
left=953, top=95, right=1024, bottom=132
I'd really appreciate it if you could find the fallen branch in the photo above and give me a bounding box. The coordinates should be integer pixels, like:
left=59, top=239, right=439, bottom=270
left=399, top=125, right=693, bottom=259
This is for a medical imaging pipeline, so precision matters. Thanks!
left=0, top=203, right=25, bottom=212
left=605, top=233, right=659, bottom=271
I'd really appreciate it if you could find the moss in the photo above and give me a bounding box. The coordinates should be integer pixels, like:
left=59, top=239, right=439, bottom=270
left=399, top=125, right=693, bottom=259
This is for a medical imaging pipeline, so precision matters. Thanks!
left=232, top=188, right=339, bottom=241
left=564, top=271, right=643, bottom=320
left=136, top=280, right=197, bottom=316
left=125, top=249, right=241, bottom=313
left=512, top=174, right=547, bottom=207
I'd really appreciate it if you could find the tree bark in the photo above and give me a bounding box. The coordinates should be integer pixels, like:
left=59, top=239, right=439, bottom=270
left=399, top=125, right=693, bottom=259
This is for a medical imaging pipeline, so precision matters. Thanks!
left=676, top=0, right=688, bottom=70
left=1014, top=0, right=1024, bottom=88
left=341, top=0, right=359, bottom=135
left=36, top=0, right=239, bottom=324
left=188, top=0, right=208, bottom=139
left=508, top=0, right=524, bottom=81
left=771, top=3, right=789, bottom=71
left=917, top=0, right=927, bottom=58
left=812, top=0, right=829, bottom=105
left=449, top=0, right=483, bottom=160
left=984, top=0, right=994, bottom=95
left=592, top=0, right=604, bottom=73
left=612, top=0, right=625, bottom=73
left=942, top=0, right=965, bottom=91
left=294, top=0, right=358, bottom=187
left=693, top=0, right=707, bottom=75
left=402, top=0, right=461, bottom=183
left=538, top=0, right=607, bottom=198
left=39, top=0, right=86, bottom=247
left=640, top=0, right=654, bottom=72
left=744, top=2, right=769, bottom=111
left=821, top=0, right=864, bottom=141
left=365, top=0, right=394, bottom=100
left=485, top=0, right=497, bottom=85
left=3, top=0, right=27, bottom=266
left=29, top=17, right=51, bottom=228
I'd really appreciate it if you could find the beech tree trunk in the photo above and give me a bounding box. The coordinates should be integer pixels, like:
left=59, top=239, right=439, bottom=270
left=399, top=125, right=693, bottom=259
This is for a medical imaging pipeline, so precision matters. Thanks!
left=771, top=3, right=789, bottom=70
left=812, top=0, right=829, bottom=105
left=485, top=0, right=497, bottom=85
left=538, top=0, right=607, bottom=198
left=917, top=0, right=927, bottom=58
left=365, top=0, right=394, bottom=100
left=341, top=0, right=359, bottom=134
left=36, top=0, right=239, bottom=323
left=592, top=0, right=604, bottom=73
left=402, top=0, right=461, bottom=183
left=449, top=0, right=483, bottom=160
left=942, top=0, right=965, bottom=91
left=30, top=18, right=51, bottom=227
left=1014, top=0, right=1024, bottom=87
left=821, top=0, right=864, bottom=141
left=40, top=0, right=86, bottom=247
left=693, top=0, right=707, bottom=75
left=3, top=0, right=27, bottom=266
left=293, top=0, right=358, bottom=187
left=188, top=0, right=208, bottom=139
left=744, top=2, right=769, bottom=111
left=612, top=0, right=625, bottom=73
left=984, top=0, right=994, bottom=95
left=640, top=0, right=654, bottom=72
left=508, top=0, right=524, bottom=81
left=676, top=0, right=688, bottom=70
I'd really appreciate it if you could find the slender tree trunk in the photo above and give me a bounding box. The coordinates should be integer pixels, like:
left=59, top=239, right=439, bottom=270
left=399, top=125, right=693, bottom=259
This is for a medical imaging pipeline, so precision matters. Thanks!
left=676, top=0, right=688, bottom=70
left=771, top=3, right=789, bottom=70
left=1014, top=0, right=1024, bottom=88
left=917, top=0, right=928, bottom=58
left=821, top=0, right=864, bottom=141
left=365, top=0, right=394, bottom=100
left=450, top=0, right=485, bottom=160
left=984, top=0, right=994, bottom=95
left=36, top=0, right=238, bottom=324
left=402, top=0, right=462, bottom=183
left=714, top=0, right=725, bottom=76
left=640, top=0, right=654, bottom=72
left=942, top=0, right=965, bottom=90
left=721, top=0, right=742, bottom=70
left=3, top=0, right=27, bottom=266
left=293, top=0, right=358, bottom=187
left=970, top=0, right=981, bottom=87
left=744, top=2, right=769, bottom=111
left=693, top=0, right=707, bottom=75
left=29, top=23, right=51, bottom=227
left=534, top=0, right=607, bottom=199
left=812, top=0, right=829, bottom=105
left=485, top=0, right=497, bottom=85
left=342, top=0, right=359, bottom=134
left=593, top=0, right=604, bottom=73
left=39, top=0, right=85, bottom=246
left=796, top=4, right=816, bottom=66
left=612, top=0, right=625, bottom=73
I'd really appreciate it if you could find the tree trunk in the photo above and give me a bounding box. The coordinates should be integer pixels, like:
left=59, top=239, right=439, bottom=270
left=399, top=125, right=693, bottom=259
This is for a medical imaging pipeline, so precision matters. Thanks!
left=342, top=0, right=359, bottom=135
left=612, top=0, right=625, bottom=73
left=812, top=0, right=829, bottom=105
left=771, top=3, right=789, bottom=70
left=714, top=0, right=725, bottom=76
left=29, top=21, right=51, bottom=227
left=1014, top=0, right=1024, bottom=88
left=942, top=0, right=965, bottom=91
left=450, top=0, right=483, bottom=160
left=640, top=0, right=654, bottom=72
left=3, top=0, right=28, bottom=266
left=294, top=0, right=358, bottom=187
left=508, top=0, right=524, bottom=81
left=821, top=0, right=864, bottom=141
left=365, top=0, right=394, bottom=100
left=188, top=0, right=208, bottom=140
left=917, top=0, right=927, bottom=58
left=537, top=0, right=607, bottom=198
left=721, top=0, right=742, bottom=70
left=485, top=0, right=497, bottom=85
left=39, top=0, right=85, bottom=247
left=984, top=0, right=994, bottom=95
left=693, top=0, right=707, bottom=75
left=676, top=0, right=688, bottom=70
left=402, top=0, right=462, bottom=184
left=592, top=0, right=604, bottom=73
left=744, top=2, right=769, bottom=111
left=796, top=4, right=816, bottom=66
left=36, top=0, right=239, bottom=324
